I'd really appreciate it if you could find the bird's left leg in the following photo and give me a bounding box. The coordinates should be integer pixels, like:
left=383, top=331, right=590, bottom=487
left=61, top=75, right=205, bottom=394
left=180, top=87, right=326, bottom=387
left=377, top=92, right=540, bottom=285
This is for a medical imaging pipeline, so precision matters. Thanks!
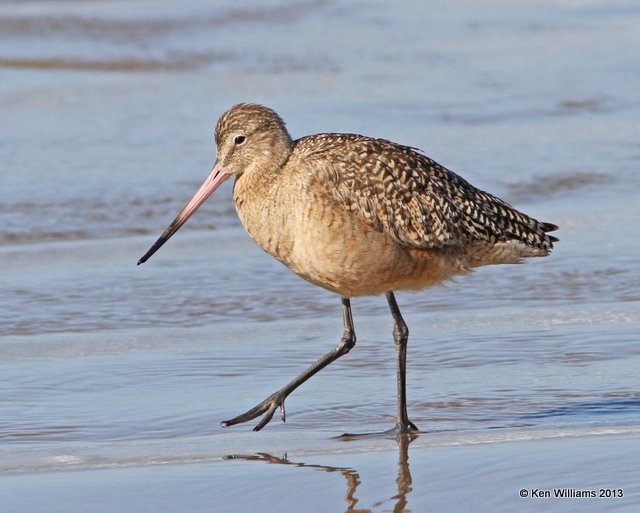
left=386, top=291, right=419, bottom=433
left=221, top=298, right=356, bottom=431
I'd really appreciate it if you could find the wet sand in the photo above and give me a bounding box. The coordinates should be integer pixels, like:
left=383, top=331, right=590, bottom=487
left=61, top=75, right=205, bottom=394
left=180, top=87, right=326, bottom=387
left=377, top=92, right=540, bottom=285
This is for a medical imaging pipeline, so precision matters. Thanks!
left=2, top=228, right=639, bottom=511
left=2, top=427, right=639, bottom=512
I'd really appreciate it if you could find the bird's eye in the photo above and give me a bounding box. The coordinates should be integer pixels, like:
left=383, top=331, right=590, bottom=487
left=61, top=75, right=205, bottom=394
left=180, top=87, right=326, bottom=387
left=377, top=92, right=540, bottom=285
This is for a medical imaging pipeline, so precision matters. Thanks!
left=234, top=135, right=246, bottom=145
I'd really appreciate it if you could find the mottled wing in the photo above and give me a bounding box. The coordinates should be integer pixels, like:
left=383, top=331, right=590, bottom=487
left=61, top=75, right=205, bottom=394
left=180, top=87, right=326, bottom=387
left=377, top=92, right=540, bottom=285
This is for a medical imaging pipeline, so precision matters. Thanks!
left=303, top=134, right=557, bottom=252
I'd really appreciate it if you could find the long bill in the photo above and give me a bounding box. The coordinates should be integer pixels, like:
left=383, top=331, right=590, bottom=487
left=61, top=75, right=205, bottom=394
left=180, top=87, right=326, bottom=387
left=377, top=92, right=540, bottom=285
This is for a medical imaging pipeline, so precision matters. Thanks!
left=137, top=160, right=230, bottom=265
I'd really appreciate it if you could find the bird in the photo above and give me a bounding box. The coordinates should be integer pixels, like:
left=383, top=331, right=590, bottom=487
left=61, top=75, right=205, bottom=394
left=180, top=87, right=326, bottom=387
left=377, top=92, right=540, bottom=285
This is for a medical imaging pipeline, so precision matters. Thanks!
left=138, top=103, right=558, bottom=433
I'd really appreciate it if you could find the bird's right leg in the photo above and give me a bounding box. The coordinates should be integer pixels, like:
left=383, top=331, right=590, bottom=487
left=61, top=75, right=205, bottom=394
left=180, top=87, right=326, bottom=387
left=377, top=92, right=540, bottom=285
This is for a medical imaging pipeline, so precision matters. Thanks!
left=221, top=297, right=356, bottom=431
left=386, top=291, right=419, bottom=434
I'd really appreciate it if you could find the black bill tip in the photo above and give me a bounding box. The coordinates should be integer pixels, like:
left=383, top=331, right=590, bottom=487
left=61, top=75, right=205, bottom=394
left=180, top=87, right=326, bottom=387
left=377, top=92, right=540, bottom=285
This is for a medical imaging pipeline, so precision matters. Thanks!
left=137, top=235, right=168, bottom=266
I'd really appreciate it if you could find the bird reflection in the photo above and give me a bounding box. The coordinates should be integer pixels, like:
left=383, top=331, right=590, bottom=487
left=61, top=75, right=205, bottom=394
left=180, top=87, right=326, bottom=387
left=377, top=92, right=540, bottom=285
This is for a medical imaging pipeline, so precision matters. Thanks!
left=225, top=433, right=416, bottom=513
left=392, top=433, right=414, bottom=513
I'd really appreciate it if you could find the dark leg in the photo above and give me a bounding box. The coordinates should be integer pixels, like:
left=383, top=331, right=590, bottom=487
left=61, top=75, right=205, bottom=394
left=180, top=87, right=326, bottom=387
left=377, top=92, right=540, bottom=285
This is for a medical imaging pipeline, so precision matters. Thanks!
left=222, top=298, right=356, bottom=431
left=386, top=292, right=418, bottom=433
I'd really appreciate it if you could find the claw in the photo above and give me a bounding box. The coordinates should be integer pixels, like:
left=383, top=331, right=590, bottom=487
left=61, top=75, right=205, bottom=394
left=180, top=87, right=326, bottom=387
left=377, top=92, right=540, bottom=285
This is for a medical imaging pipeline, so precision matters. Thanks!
left=395, top=419, right=419, bottom=434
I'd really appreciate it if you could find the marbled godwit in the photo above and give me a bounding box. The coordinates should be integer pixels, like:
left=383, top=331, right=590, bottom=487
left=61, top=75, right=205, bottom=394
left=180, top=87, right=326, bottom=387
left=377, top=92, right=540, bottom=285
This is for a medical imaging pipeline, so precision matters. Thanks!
left=138, top=103, right=558, bottom=433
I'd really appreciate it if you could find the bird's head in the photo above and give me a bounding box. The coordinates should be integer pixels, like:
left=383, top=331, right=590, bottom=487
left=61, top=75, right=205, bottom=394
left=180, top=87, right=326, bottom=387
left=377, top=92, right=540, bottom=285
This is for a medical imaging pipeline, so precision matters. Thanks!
left=214, top=103, right=293, bottom=177
left=137, top=103, right=291, bottom=265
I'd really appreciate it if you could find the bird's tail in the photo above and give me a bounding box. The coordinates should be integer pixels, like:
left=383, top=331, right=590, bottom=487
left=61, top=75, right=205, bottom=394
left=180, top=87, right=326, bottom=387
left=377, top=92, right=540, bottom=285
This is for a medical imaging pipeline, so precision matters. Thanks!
left=541, top=222, right=560, bottom=244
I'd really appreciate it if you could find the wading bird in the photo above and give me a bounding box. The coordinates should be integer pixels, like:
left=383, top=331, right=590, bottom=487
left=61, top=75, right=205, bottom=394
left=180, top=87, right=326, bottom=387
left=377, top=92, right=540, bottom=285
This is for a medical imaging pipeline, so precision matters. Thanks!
left=138, top=103, right=558, bottom=433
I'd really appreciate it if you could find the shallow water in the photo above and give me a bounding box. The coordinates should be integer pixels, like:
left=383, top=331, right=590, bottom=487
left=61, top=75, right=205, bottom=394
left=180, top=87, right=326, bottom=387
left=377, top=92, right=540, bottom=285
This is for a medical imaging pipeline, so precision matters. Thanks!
left=1, top=0, right=639, bottom=511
